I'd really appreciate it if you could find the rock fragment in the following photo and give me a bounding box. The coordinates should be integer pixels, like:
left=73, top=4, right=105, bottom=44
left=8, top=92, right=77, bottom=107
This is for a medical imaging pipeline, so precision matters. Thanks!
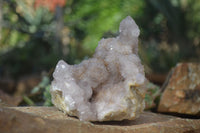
left=158, top=63, right=200, bottom=115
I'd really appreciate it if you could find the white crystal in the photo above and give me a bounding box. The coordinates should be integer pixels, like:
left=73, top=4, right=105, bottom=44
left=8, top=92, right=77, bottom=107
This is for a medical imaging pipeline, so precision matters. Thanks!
left=50, top=16, right=146, bottom=121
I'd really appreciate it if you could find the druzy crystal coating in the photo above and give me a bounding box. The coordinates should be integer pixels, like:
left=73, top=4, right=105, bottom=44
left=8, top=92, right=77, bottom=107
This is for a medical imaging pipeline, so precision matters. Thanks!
left=50, top=16, right=146, bottom=121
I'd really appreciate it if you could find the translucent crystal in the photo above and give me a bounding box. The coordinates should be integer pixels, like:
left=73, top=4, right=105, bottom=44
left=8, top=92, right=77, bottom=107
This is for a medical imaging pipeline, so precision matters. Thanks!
left=51, top=16, right=146, bottom=121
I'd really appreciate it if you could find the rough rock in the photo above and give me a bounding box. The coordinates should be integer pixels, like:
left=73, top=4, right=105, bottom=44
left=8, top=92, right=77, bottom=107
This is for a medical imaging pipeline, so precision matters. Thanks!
left=15, top=75, right=41, bottom=96
left=0, top=90, right=22, bottom=107
left=0, top=78, right=16, bottom=94
left=51, top=16, right=146, bottom=121
left=146, top=73, right=167, bottom=85
left=158, top=63, right=200, bottom=115
left=0, top=106, right=200, bottom=133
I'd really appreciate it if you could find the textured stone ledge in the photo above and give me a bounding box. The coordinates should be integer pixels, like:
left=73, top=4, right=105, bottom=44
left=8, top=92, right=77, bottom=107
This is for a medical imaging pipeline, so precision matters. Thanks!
left=0, top=107, right=200, bottom=133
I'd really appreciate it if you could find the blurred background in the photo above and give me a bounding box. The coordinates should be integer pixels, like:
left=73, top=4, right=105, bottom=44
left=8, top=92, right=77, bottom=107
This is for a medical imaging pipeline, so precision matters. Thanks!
left=0, top=0, right=200, bottom=106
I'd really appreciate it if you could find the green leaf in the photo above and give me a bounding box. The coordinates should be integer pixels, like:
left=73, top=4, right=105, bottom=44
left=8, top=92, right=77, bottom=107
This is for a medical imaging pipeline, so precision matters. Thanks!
left=23, top=96, right=35, bottom=106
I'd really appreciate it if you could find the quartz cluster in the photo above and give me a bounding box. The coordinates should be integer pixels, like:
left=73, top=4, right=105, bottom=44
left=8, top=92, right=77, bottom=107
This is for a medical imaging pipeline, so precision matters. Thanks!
left=50, top=16, right=146, bottom=121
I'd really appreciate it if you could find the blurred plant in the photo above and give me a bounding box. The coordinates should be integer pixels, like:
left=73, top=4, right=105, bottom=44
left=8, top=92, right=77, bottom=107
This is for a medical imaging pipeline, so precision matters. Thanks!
left=65, top=0, right=145, bottom=56
left=137, top=0, right=200, bottom=73
left=34, top=0, right=66, bottom=12
left=146, top=0, right=198, bottom=59
left=65, top=0, right=200, bottom=73
left=144, top=82, right=161, bottom=110
left=185, top=0, right=200, bottom=56
left=31, top=76, right=52, bottom=106
left=1, top=0, right=200, bottom=79
left=23, top=76, right=52, bottom=106
left=0, top=0, right=67, bottom=78
left=139, top=40, right=180, bottom=73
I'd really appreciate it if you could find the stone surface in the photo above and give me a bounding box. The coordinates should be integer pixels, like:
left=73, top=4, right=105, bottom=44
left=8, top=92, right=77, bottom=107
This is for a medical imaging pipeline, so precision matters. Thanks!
left=0, top=106, right=200, bottom=133
left=0, top=90, right=22, bottom=107
left=15, top=75, right=41, bottom=96
left=0, top=78, right=16, bottom=94
left=146, top=73, right=167, bottom=85
left=51, top=16, right=146, bottom=121
left=158, top=63, right=200, bottom=115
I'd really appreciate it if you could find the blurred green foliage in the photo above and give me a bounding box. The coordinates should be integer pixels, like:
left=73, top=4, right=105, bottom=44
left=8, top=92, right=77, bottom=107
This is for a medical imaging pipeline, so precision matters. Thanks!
left=23, top=76, right=52, bottom=106
left=145, top=82, right=161, bottom=109
left=0, top=0, right=60, bottom=78
left=0, top=0, right=200, bottom=79
left=31, top=76, right=52, bottom=106
left=66, top=0, right=144, bottom=54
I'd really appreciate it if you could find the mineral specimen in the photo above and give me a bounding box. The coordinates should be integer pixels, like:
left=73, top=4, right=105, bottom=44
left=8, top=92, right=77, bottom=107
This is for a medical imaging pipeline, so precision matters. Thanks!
left=50, top=16, right=146, bottom=121
left=158, top=63, right=200, bottom=115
